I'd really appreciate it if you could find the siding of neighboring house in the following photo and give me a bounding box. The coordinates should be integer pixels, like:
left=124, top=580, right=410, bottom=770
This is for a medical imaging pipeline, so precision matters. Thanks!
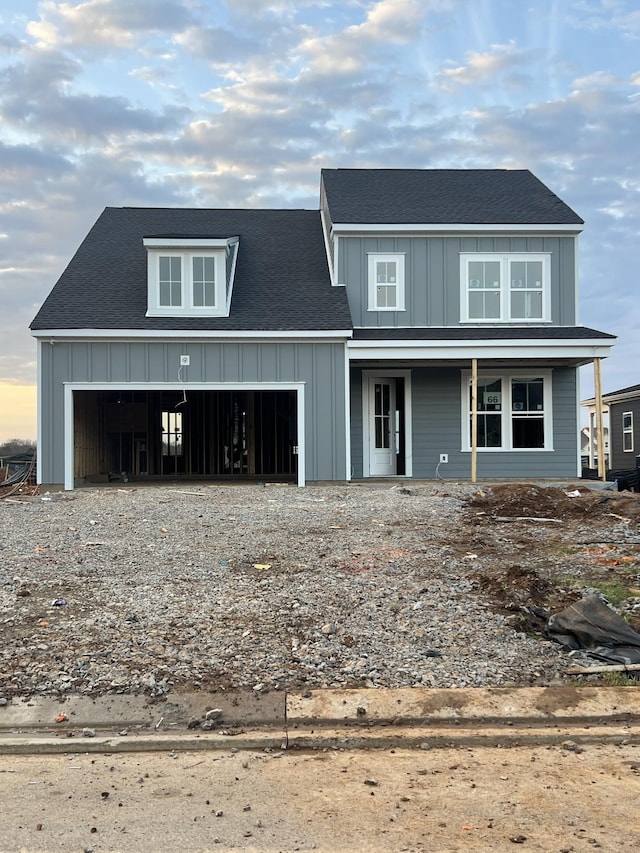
left=338, top=235, right=577, bottom=328
left=38, top=339, right=348, bottom=486
left=608, top=399, right=640, bottom=470
left=350, top=365, right=579, bottom=479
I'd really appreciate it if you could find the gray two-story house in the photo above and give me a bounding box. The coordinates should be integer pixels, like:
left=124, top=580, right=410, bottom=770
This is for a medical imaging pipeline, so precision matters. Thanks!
left=583, top=384, right=640, bottom=472
left=30, top=168, right=615, bottom=489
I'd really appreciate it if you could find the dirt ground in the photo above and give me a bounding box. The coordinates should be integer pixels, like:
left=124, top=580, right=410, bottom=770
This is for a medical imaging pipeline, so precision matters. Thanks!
left=3, top=479, right=640, bottom=692
left=2, top=481, right=640, bottom=852
left=463, top=483, right=640, bottom=644
left=1, top=741, right=640, bottom=853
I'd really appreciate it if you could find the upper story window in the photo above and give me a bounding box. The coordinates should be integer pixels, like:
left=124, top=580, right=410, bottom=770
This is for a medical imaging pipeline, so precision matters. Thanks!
left=623, top=412, right=634, bottom=452
left=460, top=253, right=550, bottom=323
left=368, top=253, right=405, bottom=312
left=159, top=256, right=183, bottom=307
left=145, top=237, right=239, bottom=318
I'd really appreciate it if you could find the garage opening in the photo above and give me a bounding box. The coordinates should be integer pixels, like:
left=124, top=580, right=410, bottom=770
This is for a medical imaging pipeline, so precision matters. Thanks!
left=73, top=389, right=298, bottom=483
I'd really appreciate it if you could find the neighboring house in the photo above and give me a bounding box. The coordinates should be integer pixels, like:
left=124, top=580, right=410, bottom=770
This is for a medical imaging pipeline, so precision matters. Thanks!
left=30, top=168, right=616, bottom=490
left=582, top=385, right=640, bottom=471
left=580, top=426, right=609, bottom=469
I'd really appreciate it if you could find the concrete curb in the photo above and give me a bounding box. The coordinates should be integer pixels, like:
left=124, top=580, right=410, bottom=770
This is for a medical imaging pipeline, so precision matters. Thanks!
left=286, top=685, right=640, bottom=728
left=1, top=687, right=638, bottom=754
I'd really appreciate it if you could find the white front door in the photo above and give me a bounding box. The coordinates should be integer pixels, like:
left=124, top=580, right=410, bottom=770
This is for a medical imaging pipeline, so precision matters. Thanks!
left=369, top=378, right=396, bottom=476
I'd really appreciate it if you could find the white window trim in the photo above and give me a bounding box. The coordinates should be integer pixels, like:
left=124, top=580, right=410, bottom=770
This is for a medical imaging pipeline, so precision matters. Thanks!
left=622, top=411, right=634, bottom=452
left=144, top=237, right=238, bottom=318
left=367, top=253, right=405, bottom=312
left=460, top=253, right=551, bottom=323
left=361, top=369, right=413, bottom=477
left=460, top=369, right=554, bottom=452
left=147, top=250, right=226, bottom=317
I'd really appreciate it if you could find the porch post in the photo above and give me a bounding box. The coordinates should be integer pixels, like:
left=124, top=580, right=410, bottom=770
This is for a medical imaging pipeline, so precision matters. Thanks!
left=471, top=358, right=478, bottom=483
left=588, top=409, right=595, bottom=469
left=594, top=358, right=606, bottom=481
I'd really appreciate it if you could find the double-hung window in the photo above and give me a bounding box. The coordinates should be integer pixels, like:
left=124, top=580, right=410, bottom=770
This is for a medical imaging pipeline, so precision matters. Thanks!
left=145, top=237, right=238, bottom=318
left=157, top=253, right=217, bottom=310
left=158, top=256, right=183, bottom=307
left=192, top=256, right=216, bottom=307
left=461, top=253, right=550, bottom=322
left=368, top=253, right=405, bottom=311
left=623, top=412, right=634, bottom=452
left=462, top=371, right=552, bottom=451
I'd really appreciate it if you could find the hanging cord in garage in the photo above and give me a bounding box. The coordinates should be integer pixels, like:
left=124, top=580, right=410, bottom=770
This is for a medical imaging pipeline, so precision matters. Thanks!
left=176, top=364, right=188, bottom=408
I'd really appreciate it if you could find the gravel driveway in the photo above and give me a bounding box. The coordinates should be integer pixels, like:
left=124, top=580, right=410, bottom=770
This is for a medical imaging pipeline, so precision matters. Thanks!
left=0, top=482, right=623, bottom=699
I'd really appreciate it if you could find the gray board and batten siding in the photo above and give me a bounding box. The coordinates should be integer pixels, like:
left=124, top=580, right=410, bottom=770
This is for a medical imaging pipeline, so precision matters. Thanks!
left=349, top=365, right=579, bottom=480
left=337, top=234, right=577, bottom=328
left=608, top=398, right=640, bottom=471
left=37, top=339, right=347, bottom=487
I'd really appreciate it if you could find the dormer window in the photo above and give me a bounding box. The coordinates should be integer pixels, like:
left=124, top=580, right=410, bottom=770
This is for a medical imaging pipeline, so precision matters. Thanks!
left=159, top=256, right=183, bottom=307
left=144, top=236, right=239, bottom=318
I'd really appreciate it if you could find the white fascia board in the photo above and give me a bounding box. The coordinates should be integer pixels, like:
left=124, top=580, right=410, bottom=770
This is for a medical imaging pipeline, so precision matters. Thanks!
left=600, top=391, right=640, bottom=405
left=348, top=339, right=615, bottom=361
left=32, top=329, right=354, bottom=341
left=331, top=223, right=583, bottom=234
left=320, top=209, right=336, bottom=287
left=143, top=237, right=238, bottom=248
left=226, top=241, right=240, bottom=314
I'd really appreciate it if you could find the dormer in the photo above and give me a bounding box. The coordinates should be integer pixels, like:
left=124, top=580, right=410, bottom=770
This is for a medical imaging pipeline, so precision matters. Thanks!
left=144, top=235, right=239, bottom=318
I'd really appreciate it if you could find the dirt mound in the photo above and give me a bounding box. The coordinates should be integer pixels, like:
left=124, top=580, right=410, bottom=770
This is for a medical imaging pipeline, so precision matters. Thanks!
left=468, top=483, right=640, bottom=524
left=471, top=564, right=581, bottom=634
left=473, top=564, right=558, bottom=608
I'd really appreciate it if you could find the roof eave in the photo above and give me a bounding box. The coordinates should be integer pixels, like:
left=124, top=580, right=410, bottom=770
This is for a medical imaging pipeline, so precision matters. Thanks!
left=331, top=223, right=584, bottom=233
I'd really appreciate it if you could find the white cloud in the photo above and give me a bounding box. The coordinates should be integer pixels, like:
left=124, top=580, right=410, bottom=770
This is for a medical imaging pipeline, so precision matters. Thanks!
left=174, top=25, right=260, bottom=67
left=572, top=70, right=621, bottom=89
left=0, top=47, right=188, bottom=142
left=0, top=0, right=638, bottom=404
left=438, top=41, right=538, bottom=89
left=570, top=0, right=640, bottom=39
left=26, top=0, right=197, bottom=50
left=299, top=0, right=428, bottom=76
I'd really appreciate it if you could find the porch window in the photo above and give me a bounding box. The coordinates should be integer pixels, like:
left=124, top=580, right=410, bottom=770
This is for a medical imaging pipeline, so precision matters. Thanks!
left=623, top=412, right=634, bottom=452
left=474, top=377, right=503, bottom=447
left=463, top=371, right=552, bottom=451
left=511, top=378, right=545, bottom=449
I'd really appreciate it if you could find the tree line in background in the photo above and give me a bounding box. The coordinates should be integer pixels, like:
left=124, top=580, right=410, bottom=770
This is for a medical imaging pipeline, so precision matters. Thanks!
left=0, top=438, right=37, bottom=458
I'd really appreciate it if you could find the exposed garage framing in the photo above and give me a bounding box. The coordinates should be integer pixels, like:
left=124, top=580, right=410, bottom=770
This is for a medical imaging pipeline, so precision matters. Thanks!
left=63, top=382, right=306, bottom=489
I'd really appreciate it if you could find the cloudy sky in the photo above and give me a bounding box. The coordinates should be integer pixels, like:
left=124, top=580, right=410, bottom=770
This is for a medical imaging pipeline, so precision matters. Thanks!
left=1, top=0, right=638, bottom=443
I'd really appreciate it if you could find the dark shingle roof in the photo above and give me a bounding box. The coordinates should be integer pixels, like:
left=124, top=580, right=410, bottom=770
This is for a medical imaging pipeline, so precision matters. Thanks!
left=321, top=168, right=584, bottom=226
left=602, top=383, right=640, bottom=399
left=352, top=327, right=615, bottom=341
left=31, top=208, right=352, bottom=332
